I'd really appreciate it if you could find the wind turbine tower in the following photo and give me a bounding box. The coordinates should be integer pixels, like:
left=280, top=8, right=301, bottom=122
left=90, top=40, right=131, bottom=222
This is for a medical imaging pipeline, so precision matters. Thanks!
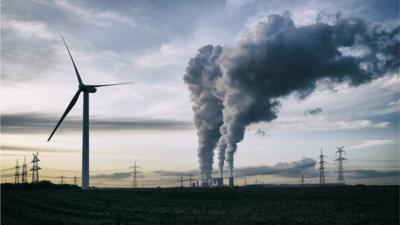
left=319, top=149, right=327, bottom=186
left=335, top=146, right=347, bottom=185
left=47, top=37, right=132, bottom=190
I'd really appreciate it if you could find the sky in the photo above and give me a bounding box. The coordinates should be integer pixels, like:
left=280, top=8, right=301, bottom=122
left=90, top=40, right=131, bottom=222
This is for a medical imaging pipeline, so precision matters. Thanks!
left=1, top=0, right=399, bottom=187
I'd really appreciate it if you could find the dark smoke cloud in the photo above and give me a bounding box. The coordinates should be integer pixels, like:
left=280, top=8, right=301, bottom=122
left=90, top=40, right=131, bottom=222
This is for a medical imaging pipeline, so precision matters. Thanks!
left=305, top=107, right=323, bottom=116
left=184, top=12, right=399, bottom=180
left=183, top=45, right=224, bottom=182
left=216, top=13, right=399, bottom=176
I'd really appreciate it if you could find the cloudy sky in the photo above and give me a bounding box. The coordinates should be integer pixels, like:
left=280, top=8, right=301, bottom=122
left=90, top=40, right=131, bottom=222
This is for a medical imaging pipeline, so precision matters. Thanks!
left=1, top=0, right=398, bottom=186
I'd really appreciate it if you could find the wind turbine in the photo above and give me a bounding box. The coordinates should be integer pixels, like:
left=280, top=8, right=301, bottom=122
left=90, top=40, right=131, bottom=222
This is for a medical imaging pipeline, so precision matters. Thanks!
left=48, top=36, right=132, bottom=190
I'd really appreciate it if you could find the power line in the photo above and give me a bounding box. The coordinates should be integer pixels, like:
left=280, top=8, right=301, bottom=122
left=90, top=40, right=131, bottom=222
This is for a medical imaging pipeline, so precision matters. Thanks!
left=1, top=162, right=33, bottom=172
left=0, top=174, right=15, bottom=177
left=1, top=167, right=19, bottom=172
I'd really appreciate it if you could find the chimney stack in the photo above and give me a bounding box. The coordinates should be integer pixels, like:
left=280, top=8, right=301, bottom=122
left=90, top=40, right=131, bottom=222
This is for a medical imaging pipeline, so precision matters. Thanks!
left=229, top=176, right=234, bottom=187
left=218, top=177, right=224, bottom=187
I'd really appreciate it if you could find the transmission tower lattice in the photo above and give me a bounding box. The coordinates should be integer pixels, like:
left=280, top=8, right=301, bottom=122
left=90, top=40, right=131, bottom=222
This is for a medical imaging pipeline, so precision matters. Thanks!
left=335, top=146, right=347, bottom=185
left=188, top=171, right=193, bottom=187
left=130, top=162, right=141, bottom=188
left=319, top=149, right=327, bottom=186
left=14, top=159, right=20, bottom=184
left=21, top=157, right=28, bottom=183
left=60, top=171, right=64, bottom=184
left=179, top=173, right=184, bottom=187
left=31, top=152, right=41, bottom=183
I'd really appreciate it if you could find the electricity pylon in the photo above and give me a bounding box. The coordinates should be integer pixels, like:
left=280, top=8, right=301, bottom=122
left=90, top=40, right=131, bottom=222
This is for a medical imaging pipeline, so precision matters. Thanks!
left=335, top=146, right=347, bottom=185
left=31, top=152, right=41, bottom=183
left=21, top=157, right=28, bottom=183
left=188, top=171, right=193, bottom=187
left=130, top=162, right=141, bottom=188
left=180, top=173, right=184, bottom=187
left=74, top=173, right=77, bottom=185
left=60, top=171, right=64, bottom=184
left=14, top=159, right=20, bottom=184
left=319, top=149, right=327, bottom=186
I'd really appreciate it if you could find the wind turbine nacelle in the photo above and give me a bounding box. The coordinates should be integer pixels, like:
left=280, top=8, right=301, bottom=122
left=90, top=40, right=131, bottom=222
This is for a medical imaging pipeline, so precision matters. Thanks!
left=80, top=86, right=97, bottom=93
left=86, top=87, right=97, bottom=93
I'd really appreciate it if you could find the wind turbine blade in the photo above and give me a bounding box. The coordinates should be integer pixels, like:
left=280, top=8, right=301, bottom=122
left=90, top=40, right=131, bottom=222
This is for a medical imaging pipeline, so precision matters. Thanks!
left=61, top=36, right=83, bottom=85
left=88, top=82, right=133, bottom=88
left=47, top=90, right=81, bottom=142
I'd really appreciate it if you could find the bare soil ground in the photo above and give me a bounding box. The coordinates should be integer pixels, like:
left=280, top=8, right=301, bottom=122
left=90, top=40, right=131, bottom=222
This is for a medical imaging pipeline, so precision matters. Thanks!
left=2, top=185, right=399, bottom=225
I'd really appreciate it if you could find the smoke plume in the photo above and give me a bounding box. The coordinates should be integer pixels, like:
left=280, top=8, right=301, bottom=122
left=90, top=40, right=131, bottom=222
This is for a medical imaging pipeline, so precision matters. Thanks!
left=183, top=45, right=224, bottom=182
left=185, top=13, right=399, bottom=180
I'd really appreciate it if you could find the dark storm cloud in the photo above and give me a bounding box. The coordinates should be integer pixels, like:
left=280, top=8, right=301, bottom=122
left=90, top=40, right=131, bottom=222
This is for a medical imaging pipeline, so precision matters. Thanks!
left=1, top=113, right=193, bottom=134
left=184, top=12, right=399, bottom=178
left=347, top=169, right=399, bottom=179
left=153, top=157, right=317, bottom=178
left=152, top=170, right=200, bottom=178
left=1, top=144, right=78, bottom=153
left=183, top=45, right=224, bottom=182
left=234, top=157, right=318, bottom=178
left=305, top=107, right=323, bottom=116
left=152, top=161, right=398, bottom=181
left=91, top=172, right=144, bottom=180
